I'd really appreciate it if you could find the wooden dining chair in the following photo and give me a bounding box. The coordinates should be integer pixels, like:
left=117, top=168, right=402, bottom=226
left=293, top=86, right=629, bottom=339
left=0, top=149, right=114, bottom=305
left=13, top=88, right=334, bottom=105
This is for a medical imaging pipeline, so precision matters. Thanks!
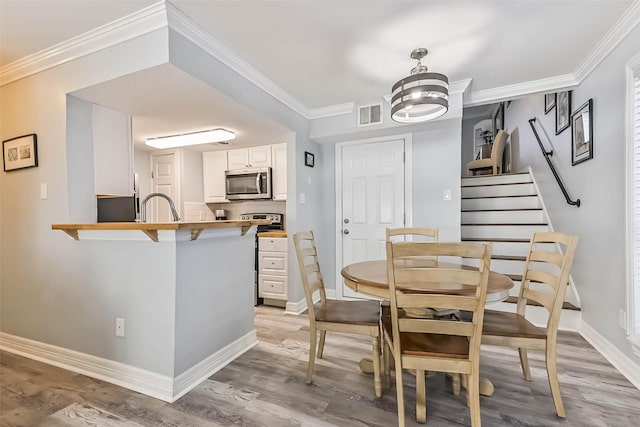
left=481, top=231, right=578, bottom=417
left=384, top=240, right=492, bottom=427
left=293, top=231, right=383, bottom=397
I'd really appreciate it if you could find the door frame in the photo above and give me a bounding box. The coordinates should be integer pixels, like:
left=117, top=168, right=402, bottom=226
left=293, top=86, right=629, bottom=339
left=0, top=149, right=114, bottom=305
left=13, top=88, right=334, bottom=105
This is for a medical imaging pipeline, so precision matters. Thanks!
left=149, top=148, right=182, bottom=222
left=334, top=133, right=413, bottom=299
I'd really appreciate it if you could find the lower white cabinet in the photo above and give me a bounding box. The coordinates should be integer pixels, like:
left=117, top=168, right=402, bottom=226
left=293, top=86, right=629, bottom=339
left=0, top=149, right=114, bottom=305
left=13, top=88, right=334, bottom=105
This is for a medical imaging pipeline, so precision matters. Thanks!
left=258, top=237, right=288, bottom=301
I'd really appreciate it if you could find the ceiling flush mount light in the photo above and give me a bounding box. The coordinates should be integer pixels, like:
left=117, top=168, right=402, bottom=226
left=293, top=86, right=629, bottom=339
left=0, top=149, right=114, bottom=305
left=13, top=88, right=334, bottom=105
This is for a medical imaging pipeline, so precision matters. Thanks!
left=391, top=48, right=449, bottom=123
left=145, top=128, right=236, bottom=149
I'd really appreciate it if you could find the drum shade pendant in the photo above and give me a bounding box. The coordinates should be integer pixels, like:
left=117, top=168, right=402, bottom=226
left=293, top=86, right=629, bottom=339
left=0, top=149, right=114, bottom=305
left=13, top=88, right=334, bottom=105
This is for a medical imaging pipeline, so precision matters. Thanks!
left=391, top=48, right=449, bottom=123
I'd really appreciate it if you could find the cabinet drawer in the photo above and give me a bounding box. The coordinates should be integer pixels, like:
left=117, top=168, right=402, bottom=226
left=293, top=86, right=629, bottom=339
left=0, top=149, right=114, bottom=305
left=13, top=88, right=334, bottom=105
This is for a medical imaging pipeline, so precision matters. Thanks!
left=258, top=251, right=287, bottom=275
left=259, top=275, right=287, bottom=298
left=259, top=237, right=287, bottom=252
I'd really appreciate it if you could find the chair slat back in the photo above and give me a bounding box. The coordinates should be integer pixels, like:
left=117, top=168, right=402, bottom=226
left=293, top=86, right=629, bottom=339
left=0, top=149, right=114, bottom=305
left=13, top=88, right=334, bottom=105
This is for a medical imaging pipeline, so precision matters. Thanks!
left=517, top=232, right=579, bottom=334
left=294, top=231, right=327, bottom=318
left=386, top=241, right=492, bottom=357
left=386, top=228, right=439, bottom=262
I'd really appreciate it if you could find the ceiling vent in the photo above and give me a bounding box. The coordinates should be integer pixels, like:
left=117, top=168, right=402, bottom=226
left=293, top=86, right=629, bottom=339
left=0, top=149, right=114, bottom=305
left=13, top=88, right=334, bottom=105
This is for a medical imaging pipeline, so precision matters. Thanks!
left=358, top=103, right=382, bottom=127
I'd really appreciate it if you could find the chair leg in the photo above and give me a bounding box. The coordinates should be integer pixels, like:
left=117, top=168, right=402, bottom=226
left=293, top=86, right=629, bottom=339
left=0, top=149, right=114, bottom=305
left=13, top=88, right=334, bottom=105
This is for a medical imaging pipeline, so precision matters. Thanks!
left=518, top=348, right=532, bottom=381
left=416, top=369, right=427, bottom=423
left=452, top=373, right=461, bottom=396
left=394, top=357, right=405, bottom=427
left=383, top=339, right=391, bottom=389
left=306, top=324, right=317, bottom=384
left=317, top=330, right=326, bottom=358
left=467, top=371, right=482, bottom=427
left=546, top=344, right=566, bottom=418
left=372, top=335, right=382, bottom=398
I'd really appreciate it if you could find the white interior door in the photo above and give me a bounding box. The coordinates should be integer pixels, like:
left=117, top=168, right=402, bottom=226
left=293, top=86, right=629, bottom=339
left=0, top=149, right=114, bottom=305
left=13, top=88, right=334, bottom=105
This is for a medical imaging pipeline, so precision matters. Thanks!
left=340, top=139, right=405, bottom=299
left=151, top=153, right=177, bottom=222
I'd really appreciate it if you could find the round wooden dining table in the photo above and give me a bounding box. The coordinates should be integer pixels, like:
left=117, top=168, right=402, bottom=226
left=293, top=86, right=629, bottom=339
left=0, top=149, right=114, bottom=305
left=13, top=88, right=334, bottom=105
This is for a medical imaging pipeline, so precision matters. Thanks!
left=341, top=260, right=513, bottom=302
left=340, top=259, right=514, bottom=397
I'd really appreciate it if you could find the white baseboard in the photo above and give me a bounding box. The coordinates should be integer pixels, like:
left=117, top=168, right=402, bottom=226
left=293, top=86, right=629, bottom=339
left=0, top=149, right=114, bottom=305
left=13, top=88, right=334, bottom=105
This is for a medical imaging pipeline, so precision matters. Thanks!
left=0, top=329, right=259, bottom=402
left=0, top=332, right=173, bottom=401
left=579, top=321, right=640, bottom=390
left=172, top=330, right=258, bottom=401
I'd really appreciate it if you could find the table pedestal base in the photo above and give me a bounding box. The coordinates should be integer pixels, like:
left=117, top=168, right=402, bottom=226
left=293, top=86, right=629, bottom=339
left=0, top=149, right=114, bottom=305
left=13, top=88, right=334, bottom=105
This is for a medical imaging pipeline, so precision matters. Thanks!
left=359, top=358, right=495, bottom=397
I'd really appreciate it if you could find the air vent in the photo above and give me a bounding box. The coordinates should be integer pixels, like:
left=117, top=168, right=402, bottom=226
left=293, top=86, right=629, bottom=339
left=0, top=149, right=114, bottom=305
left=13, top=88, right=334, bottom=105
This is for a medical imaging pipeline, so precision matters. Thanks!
left=358, top=103, right=382, bottom=127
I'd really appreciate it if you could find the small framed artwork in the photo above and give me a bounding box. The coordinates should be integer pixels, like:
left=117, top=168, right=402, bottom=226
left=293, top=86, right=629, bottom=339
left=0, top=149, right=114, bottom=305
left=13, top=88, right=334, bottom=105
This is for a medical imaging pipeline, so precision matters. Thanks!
left=3, top=133, right=38, bottom=172
left=571, top=99, right=593, bottom=166
left=304, top=151, right=315, bottom=167
left=544, top=93, right=556, bottom=114
left=555, top=90, right=572, bottom=135
left=492, top=102, right=504, bottom=136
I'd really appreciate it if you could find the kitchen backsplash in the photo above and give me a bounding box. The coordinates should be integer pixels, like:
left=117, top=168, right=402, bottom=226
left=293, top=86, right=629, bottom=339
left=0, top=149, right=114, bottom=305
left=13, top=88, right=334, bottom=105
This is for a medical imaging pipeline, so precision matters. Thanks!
left=206, top=200, right=286, bottom=220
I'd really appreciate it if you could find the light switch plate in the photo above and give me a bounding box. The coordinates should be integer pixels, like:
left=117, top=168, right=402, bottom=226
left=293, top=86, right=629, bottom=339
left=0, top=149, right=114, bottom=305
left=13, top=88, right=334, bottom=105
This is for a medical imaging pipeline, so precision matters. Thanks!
left=299, top=192, right=306, bottom=204
left=40, top=183, right=48, bottom=199
left=443, top=189, right=452, bottom=201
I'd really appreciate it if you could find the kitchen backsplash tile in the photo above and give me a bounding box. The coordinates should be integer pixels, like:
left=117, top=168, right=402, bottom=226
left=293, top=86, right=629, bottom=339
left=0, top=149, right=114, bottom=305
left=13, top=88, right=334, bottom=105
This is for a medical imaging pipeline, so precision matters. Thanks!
left=184, top=202, right=215, bottom=222
left=206, top=200, right=285, bottom=221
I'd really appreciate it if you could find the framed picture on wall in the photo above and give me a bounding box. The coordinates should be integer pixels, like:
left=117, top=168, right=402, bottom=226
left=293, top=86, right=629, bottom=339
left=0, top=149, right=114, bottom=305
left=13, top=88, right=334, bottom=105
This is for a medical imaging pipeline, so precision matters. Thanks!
left=3, top=133, right=38, bottom=172
left=492, top=102, right=504, bottom=136
left=544, top=93, right=556, bottom=114
left=304, top=151, right=315, bottom=167
left=555, top=90, right=572, bottom=135
left=571, top=99, right=593, bottom=166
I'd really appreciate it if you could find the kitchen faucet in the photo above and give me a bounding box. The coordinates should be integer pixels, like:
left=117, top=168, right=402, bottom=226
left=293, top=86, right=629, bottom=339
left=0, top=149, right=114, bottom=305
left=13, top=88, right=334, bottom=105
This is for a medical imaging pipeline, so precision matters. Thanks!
left=140, top=193, right=180, bottom=222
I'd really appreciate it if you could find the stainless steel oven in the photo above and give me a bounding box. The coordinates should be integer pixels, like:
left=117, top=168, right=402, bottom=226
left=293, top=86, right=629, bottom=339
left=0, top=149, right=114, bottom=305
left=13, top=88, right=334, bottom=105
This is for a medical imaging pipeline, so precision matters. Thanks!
left=225, top=167, right=272, bottom=200
left=241, top=213, right=283, bottom=305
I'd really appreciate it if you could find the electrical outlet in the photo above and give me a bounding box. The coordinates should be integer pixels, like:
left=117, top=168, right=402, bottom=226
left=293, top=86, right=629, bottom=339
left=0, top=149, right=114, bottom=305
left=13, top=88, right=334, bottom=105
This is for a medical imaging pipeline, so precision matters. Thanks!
left=299, top=192, right=306, bottom=204
left=618, top=309, right=627, bottom=330
left=115, top=317, right=125, bottom=337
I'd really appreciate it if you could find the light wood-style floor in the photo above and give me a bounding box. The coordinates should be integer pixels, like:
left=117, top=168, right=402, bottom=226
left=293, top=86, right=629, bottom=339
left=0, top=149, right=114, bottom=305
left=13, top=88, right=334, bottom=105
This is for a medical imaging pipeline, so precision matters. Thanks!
left=2, top=305, right=639, bottom=426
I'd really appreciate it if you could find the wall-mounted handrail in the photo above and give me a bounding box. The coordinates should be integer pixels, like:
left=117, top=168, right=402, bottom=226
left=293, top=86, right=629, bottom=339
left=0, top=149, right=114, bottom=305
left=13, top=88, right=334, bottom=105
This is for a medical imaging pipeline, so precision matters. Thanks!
left=528, top=118, right=581, bottom=207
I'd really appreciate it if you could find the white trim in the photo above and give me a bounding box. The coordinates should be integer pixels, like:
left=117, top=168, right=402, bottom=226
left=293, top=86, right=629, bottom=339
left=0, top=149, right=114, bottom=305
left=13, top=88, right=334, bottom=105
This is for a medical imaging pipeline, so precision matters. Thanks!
left=307, top=103, right=355, bottom=119
left=464, top=74, right=577, bottom=107
left=172, top=330, right=257, bottom=401
left=626, top=51, right=640, bottom=346
left=0, top=332, right=174, bottom=401
left=0, top=329, right=258, bottom=403
left=334, top=134, right=413, bottom=299
left=165, top=2, right=311, bottom=120
left=0, top=1, right=168, bottom=86
left=579, top=321, right=640, bottom=390
left=284, top=290, right=333, bottom=316
left=574, top=1, right=640, bottom=83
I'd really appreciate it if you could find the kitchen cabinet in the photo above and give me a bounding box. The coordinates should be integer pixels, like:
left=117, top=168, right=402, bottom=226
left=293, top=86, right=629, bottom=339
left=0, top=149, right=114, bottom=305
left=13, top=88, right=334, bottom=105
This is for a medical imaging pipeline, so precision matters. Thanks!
left=227, top=146, right=272, bottom=169
left=258, top=236, right=288, bottom=301
left=202, top=150, right=228, bottom=203
left=271, top=143, right=287, bottom=200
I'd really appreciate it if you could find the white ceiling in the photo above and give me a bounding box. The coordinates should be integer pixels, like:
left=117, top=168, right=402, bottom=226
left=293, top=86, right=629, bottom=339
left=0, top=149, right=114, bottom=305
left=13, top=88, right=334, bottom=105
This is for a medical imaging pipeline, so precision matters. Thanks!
left=0, top=0, right=636, bottom=150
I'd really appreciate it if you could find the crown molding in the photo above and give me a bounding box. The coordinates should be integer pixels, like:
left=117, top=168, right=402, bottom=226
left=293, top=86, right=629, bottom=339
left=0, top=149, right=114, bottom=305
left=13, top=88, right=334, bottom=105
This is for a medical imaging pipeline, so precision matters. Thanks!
left=574, top=0, right=640, bottom=83
left=306, top=102, right=355, bottom=119
left=166, top=1, right=313, bottom=120
left=0, top=1, right=168, bottom=86
left=464, top=73, right=578, bottom=107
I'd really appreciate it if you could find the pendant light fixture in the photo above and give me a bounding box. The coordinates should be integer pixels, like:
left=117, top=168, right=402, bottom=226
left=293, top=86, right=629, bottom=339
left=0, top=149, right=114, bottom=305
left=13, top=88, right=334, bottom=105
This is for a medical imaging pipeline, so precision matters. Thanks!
left=391, top=48, right=449, bottom=123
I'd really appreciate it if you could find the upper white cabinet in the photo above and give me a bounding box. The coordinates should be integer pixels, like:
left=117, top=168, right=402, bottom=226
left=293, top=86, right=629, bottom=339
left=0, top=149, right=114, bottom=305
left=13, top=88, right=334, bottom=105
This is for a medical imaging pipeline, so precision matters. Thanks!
left=271, top=143, right=287, bottom=201
left=202, top=151, right=228, bottom=203
left=227, top=146, right=272, bottom=169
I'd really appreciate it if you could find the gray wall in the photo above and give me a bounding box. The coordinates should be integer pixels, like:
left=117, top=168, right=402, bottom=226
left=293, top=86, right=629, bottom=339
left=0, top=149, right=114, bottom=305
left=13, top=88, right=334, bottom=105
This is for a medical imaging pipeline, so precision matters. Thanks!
left=504, top=24, right=640, bottom=363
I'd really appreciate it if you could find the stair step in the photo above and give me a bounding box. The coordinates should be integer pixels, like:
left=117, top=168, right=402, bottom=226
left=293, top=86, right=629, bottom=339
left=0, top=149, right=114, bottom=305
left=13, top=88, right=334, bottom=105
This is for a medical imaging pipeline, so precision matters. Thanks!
left=461, top=223, right=549, bottom=239
left=462, top=183, right=536, bottom=198
left=461, top=172, right=531, bottom=187
left=462, top=176, right=533, bottom=187
left=462, top=209, right=544, bottom=224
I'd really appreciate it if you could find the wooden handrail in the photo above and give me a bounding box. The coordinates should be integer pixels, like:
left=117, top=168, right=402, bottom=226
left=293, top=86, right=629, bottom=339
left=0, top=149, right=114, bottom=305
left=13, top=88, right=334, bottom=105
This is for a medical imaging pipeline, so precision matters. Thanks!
left=528, top=118, right=581, bottom=207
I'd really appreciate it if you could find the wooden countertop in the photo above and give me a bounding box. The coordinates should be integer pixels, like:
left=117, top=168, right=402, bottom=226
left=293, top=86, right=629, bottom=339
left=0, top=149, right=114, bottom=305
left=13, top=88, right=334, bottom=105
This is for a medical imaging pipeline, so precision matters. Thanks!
left=257, top=231, right=287, bottom=238
left=52, top=220, right=269, bottom=242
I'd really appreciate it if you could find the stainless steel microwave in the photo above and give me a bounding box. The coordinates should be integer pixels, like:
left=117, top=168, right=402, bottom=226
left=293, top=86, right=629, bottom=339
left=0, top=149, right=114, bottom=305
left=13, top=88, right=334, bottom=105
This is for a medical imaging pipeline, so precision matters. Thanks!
left=225, top=167, right=272, bottom=200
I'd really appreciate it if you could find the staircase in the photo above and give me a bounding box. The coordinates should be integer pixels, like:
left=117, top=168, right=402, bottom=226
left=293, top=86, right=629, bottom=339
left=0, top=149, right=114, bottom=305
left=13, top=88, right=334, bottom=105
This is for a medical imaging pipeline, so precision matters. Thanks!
left=461, top=168, right=581, bottom=330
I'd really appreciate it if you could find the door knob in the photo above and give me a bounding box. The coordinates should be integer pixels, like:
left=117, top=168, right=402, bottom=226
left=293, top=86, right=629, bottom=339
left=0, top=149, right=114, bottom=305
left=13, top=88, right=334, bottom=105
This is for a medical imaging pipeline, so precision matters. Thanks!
left=344, top=229, right=350, bottom=235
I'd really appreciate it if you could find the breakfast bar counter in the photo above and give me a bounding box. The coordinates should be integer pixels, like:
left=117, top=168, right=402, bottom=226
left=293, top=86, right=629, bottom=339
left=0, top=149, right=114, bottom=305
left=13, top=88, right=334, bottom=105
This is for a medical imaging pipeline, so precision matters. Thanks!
left=52, top=220, right=269, bottom=242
